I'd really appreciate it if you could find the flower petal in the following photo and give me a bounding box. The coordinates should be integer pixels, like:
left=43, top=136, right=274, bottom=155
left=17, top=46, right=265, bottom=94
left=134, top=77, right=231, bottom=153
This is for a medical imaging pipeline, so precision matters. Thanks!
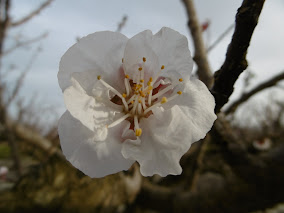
left=123, top=30, right=159, bottom=83
left=122, top=107, right=192, bottom=177
left=152, top=27, right=193, bottom=80
left=122, top=79, right=216, bottom=177
left=163, top=78, right=217, bottom=142
left=64, top=77, right=121, bottom=133
left=58, top=31, right=128, bottom=94
left=58, top=111, right=135, bottom=178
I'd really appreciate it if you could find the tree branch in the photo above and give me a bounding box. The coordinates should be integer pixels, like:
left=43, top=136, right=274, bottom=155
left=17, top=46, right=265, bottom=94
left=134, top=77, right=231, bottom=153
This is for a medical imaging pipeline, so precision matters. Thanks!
left=116, top=15, right=127, bottom=33
left=224, top=71, right=284, bottom=114
left=2, top=32, right=47, bottom=56
left=9, top=0, right=54, bottom=27
left=13, top=122, right=62, bottom=158
left=211, top=0, right=266, bottom=113
left=0, top=0, right=10, bottom=55
left=182, top=0, right=213, bottom=87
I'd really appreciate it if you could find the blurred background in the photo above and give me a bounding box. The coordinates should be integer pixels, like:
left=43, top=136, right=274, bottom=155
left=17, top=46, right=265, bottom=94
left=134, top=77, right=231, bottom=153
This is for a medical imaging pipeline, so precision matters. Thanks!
left=0, top=0, right=283, bottom=212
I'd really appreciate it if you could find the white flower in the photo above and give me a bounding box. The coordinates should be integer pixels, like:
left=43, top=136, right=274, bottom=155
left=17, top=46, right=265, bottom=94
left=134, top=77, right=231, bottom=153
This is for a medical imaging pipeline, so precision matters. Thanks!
left=58, top=27, right=217, bottom=178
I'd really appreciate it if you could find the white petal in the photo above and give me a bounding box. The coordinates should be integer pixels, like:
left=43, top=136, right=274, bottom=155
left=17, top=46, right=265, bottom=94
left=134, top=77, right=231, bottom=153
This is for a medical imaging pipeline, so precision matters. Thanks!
left=152, top=27, right=193, bottom=80
left=123, top=30, right=159, bottom=83
left=163, top=78, right=217, bottom=142
left=122, top=79, right=216, bottom=177
left=58, top=31, right=128, bottom=94
left=64, top=77, right=121, bottom=133
left=58, top=111, right=135, bottom=178
left=122, top=107, right=192, bottom=177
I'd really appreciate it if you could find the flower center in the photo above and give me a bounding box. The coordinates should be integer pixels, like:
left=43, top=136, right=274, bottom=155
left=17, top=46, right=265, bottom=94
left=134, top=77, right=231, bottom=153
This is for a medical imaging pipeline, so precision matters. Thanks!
left=97, top=57, right=182, bottom=137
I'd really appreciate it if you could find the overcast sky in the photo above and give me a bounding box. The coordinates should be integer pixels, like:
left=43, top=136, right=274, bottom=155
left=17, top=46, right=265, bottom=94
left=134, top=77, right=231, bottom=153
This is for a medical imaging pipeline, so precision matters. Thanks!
left=3, top=0, right=284, bottom=124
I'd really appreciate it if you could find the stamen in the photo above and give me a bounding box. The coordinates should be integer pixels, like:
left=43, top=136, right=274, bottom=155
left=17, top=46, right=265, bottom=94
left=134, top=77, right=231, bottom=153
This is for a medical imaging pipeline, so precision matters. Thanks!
left=134, top=115, right=140, bottom=129
left=144, top=91, right=182, bottom=115
left=122, top=93, right=127, bottom=98
left=143, top=57, right=146, bottom=62
left=124, top=78, right=131, bottom=96
left=122, top=58, right=124, bottom=63
left=179, top=78, right=183, bottom=82
left=135, top=128, right=142, bottom=137
left=139, top=91, right=145, bottom=97
left=140, top=67, right=145, bottom=90
left=138, top=67, right=142, bottom=71
left=151, top=85, right=174, bottom=100
left=98, top=76, right=129, bottom=111
left=127, top=95, right=136, bottom=104
left=166, top=92, right=182, bottom=102
left=142, top=98, right=147, bottom=110
left=148, top=86, right=153, bottom=105
left=144, top=102, right=162, bottom=115
left=138, top=103, right=142, bottom=114
left=161, top=97, right=167, bottom=104
left=108, top=113, right=131, bottom=128
left=161, top=65, right=165, bottom=70
left=131, top=96, right=139, bottom=114
left=125, top=74, right=129, bottom=79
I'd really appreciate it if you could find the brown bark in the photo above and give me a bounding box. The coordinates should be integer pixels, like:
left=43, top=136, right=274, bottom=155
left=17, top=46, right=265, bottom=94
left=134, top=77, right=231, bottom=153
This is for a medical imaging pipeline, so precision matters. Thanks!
left=182, top=0, right=213, bottom=88
left=211, top=0, right=266, bottom=113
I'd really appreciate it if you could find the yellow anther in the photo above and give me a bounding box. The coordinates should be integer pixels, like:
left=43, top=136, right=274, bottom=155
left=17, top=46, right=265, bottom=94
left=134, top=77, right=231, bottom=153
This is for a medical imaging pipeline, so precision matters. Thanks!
left=130, top=100, right=134, bottom=104
left=143, top=57, right=146, bottom=62
left=149, top=77, right=153, bottom=82
left=147, top=81, right=151, bottom=86
left=138, top=67, right=143, bottom=71
left=138, top=99, right=142, bottom=103
left=122, top=58, right=124, bottom=63
left=177, top=91, right=182, bottom=95
left=135, top=128, right=142, bottom=136
left=139, top=91, right=145, bottom=97
left=140, top=79, right=144, bottom=83
left=97, top=75, right=101, bottom=80
left=147, top=91, right=150, bottom=95
left=122, top=93, right=127, bottom=98
left=125, top=74, right=129, bottom=79
left=161, top=65, right=165, bottom=70
left=179, top=78, right=183, bottom=82
left=161, top=97, right=168, bottom=104
left=148, top=86, right=153, bottom=91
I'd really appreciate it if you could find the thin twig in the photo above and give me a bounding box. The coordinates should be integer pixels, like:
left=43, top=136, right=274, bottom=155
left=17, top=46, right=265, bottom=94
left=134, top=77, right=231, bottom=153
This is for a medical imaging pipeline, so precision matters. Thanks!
left=5, top=46, right=41, bottom=107
left=182, top=0, right=213, bottom=87
left=224, top=71, right=284, bottom=114
left=116, top=15, right=127, bottom=33
left=9, top=0, right=54, bottom=27
left=2, top=32, right=47, bottom=56
left=207, top=23, right=234, bottom=53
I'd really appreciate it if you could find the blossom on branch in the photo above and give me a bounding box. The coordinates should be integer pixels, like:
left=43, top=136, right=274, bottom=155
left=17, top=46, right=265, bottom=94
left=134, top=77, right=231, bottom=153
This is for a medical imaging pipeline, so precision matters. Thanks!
left=58, top=27, right=217, bottom=178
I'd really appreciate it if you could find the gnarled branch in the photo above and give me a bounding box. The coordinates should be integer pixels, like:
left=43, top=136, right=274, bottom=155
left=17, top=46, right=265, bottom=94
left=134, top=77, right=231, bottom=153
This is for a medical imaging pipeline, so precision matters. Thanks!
left=211, top=0, right=266, bottom=113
